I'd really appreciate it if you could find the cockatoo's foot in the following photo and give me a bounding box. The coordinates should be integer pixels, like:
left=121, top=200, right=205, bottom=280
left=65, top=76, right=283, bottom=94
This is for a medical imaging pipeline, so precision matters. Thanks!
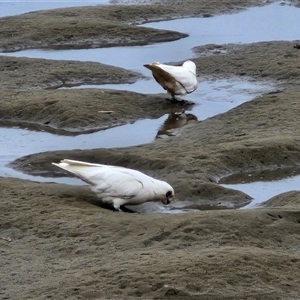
left=166, top=97, right=195, bottom=106
left=103, top=204, right=135, bottom=213
left=119, top=205, right=136, bottom=213
left=101, top=203, right=119, bottom=212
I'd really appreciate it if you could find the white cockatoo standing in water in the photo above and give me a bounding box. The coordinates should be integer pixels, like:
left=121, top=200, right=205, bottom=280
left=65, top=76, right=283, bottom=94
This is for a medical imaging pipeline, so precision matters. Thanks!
left=144, top=60, right=198, bottom=104
left=52, top=159, right=174, bottom=213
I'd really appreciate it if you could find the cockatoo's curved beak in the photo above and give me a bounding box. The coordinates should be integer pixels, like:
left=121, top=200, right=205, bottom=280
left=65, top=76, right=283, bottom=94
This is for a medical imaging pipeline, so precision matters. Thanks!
left=162, top=195, right=172, bottom=205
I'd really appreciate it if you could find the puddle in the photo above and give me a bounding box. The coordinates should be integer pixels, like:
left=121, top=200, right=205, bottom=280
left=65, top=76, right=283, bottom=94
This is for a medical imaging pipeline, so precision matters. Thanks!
left=0, top=1, right=111, bottom=18
left=67, top=77, right=274, bottom=111
left=218, top=167, right=300, bottom=208
left=221, top=175, right=300, bottom=209
left=127, top=199, right=244, bottom=213
left=0, top=2, right=299, bottom=212
left=0, top=115, right=165, bottom=178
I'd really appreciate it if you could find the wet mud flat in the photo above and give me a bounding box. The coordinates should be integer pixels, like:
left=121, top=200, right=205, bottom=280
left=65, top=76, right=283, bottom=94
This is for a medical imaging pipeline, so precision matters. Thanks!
left=0, top=0, right=279, bottom=52
left=9, top=41, right=300, bottom=205
left=1, top=1, right=300, bottom=299
left=1, top=177, right=300, bottom=299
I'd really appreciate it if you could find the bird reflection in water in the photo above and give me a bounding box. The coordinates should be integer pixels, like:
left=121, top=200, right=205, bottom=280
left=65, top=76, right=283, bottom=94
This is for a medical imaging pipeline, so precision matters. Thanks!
left=156, top=111, right=198, bottom=139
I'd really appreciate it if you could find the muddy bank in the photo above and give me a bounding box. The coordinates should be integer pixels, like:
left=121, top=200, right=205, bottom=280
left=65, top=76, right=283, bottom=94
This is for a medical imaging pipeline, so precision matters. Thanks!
left=219, top=166, right=300, bottom=184
left=0, top=0, right=278, bottom=52
left=0, top=89, right=181, bottom=135
left=1, top=176, right=300, bottom=299
left=0, top=7, right=186, bottom=52
left=0, top=55, right=140, bottom=91
left=193, top=41, right=300, bottom=85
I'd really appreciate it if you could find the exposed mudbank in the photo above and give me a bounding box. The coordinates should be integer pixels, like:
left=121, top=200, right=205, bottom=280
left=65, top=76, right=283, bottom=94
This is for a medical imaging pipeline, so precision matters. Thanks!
left=1, top=1, right=300, bottom=299
left=0, top=0, right=277, bottom=52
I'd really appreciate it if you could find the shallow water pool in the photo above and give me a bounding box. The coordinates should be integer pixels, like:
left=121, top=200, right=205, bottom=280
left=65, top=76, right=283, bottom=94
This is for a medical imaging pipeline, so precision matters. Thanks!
left=222, top=175, right=300, bottom=209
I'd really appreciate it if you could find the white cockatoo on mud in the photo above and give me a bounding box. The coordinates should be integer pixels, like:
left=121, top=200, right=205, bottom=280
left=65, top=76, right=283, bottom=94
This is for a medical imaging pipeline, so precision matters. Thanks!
left=144, top=60, right=198, bottom=104
left=52, top=159, right=174, bottom=213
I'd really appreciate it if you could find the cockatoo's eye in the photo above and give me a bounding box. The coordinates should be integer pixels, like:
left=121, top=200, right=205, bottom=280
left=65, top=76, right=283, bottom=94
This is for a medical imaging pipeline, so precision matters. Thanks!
left=166, top=191, right=173, bottom=198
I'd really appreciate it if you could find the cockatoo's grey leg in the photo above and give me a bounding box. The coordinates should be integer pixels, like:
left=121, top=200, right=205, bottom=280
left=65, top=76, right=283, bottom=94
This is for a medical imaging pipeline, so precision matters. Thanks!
left=166, top=97, right=195, bottom=106
left=120, top=205, right=136, bottom=213
left=112, top=198, right=136, bottom=213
